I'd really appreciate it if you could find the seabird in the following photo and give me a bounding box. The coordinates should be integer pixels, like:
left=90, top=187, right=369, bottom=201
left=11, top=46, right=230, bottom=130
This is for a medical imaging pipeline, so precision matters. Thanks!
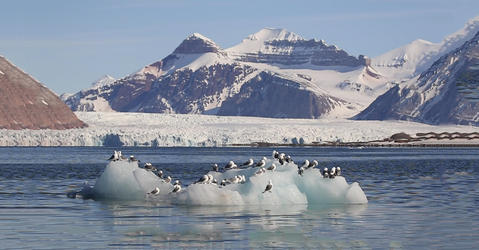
left=329, top=167, right=336, bottom=179
left=212, top=164, right=219, bottom=172
left=336, top=167, right=341, bottom=176
left=129, top=155, right=139, bottom=162
left=118, top=151, right=126, bottom=160
left=240, top=158, right=254, bottom=167
left=301, top=160, right=310, bottom=169
left=241, top=175, right=246, bottom=183
left=262, top=156, right=267, bottom=162
left=224, top=161, right=237, bottom=170
left=255, top=168, right=264, bottom=175
left=272, top=150, right=279, bottom=159
left=172, top=183, right=181, bottom=193
left=262, top=180, right=273, bottom=193
left=308, top=160, right=318, bottom=169
left=267, top=163, right=276, bottom=171
left=149, top=187, right=160, bottom=195
left=164, top=176, right=172, bottom=183
left=207, top=174, right=214, bottom=184
left=195, top=175, right=209, bottom=184
left=220, top=180, right=226, bottom=186
left=256, top=159, right=266, bottom=168
left=322, top=168, right=329, bottom=178
left=285, top=155, right=293, bottom=163
left=298, top=167, right=305, bottom=176
left=227, top=176, right=240, bottom=184
left=108, top=151, right=119, bottom=161
left=157, top=170, right=164, bottom=178
left=144, top=162, right=157, bottom=172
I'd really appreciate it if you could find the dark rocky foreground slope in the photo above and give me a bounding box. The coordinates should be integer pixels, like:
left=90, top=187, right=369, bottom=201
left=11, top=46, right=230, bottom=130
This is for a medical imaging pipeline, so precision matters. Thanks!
left=0, top=56, right=86, bottom=129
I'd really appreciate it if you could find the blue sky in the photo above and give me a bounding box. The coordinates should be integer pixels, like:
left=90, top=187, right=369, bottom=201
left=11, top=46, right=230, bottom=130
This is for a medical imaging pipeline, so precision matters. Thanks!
left=1, top=0, right=478, bottom=94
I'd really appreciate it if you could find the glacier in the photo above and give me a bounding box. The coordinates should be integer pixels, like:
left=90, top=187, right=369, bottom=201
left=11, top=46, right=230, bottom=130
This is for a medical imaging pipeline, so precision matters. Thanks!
left=1, top=112, right=478, bottom=147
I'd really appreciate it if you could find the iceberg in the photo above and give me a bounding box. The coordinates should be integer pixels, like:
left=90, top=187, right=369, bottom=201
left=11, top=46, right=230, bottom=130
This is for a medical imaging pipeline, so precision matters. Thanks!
left=79, top=155, right=368, bottom=205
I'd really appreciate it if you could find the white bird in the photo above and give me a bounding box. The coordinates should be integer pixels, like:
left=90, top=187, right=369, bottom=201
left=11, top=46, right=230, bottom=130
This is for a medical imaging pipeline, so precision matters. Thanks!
left=195, top=175, right=209, bottom=184
left=329, top=167, right=336, bottom=178
left=220, top=180, right=226, bottom=186
left=108, top=151, right=119, bottom=161
left=241, top=175, right=246, bottom=183
left=256, top=159, right=266, bottom=168
left=262, top=156, right=267, bottom=162
left=227, top=176, right=240, bottom=184
left=272, top=150, right=279, bottom=159
left=255, top=168, right=264, bottom=175
left=241, top=158, right=254, bottom=167
left=322, top=168, right=329, bottom=178
left=207, top=174, right=214, bottom=184
left=267, top=163, right=276, bottom=171
left=157, top=170, right=163, bottom=178
left=172, top=183, right=181, bottom=193
left=336, top=167, right=341, bottom=176
left=164, top=176, right=172, bottom=183
left=149, top=187, right=160, bottom=195
left=262, top=180, right=273, bottom=193
left=298, top=167, right=305, bottom=176
left=129, top=155, right=138, bottom=162
left=308, top=160, right=318, bottom=169
left=301, top=160, right=310, bottom=169
left=212, top=164, right=219, bottom=172
left=118, top=151, right=126, bottom=160
left=144, top=162, right=157, bottom=171
left=225, top=161, right=237, bottom=170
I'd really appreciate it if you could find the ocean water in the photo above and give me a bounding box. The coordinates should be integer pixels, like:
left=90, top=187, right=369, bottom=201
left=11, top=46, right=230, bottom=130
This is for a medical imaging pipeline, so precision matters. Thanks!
left=0, top=147, right=478, bottom=249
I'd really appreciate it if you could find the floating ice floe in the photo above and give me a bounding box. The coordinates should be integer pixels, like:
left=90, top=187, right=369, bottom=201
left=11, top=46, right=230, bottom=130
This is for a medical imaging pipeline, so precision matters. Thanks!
left=74, top=155, right=368, bottom=205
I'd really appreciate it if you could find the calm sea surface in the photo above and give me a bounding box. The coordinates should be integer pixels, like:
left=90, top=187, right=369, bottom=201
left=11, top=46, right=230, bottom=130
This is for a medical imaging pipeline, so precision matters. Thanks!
left=0, top=147, right=478, bottom=249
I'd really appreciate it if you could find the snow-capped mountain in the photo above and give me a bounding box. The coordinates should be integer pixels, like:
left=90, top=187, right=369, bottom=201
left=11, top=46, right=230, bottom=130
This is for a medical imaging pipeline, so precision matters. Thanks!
left=0, top=56, right=86, bottom=129
left=64, top=28, right=385, bottom=118
left=356, top=29, right=479, bottom=125
left=373, top=16, right=479, bottom=82
left=226, top=28, right=367, bottom=67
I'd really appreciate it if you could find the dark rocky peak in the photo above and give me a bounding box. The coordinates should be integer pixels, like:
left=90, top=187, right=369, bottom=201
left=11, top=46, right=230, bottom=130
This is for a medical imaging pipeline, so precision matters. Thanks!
left=173, top=33, right=221, bottom=54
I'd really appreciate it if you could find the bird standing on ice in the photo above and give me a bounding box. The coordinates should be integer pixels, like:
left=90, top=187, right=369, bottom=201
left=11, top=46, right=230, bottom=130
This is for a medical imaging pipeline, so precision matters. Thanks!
left=224, top=161, right=237, bottom=170
left=118, top=151, right=126, bottom=160
left=108, top=151, right=119, bottom=161
left=301, top=160, right=310, bottom=169
left=336, top=167, right=341, bottom=176
left=172, top=181, right=182, bottom=193
left=144, top=162, right=157, bottom=172
left=256, top=159, right=266, bottom=168
left=129, top=155, right=139, bottom=162
left=149, top=187, right=160, bottom=195
left=212, top=164, right=219, bottom=172
left=262, top=180, right=273, bottom=193
left=240, top=158, right=254, bottom=167
left=267, top=163, right=276, bottom=171
left=164, top=176, right=172, bottom=183
left=195, top=175, right=209, bottom=184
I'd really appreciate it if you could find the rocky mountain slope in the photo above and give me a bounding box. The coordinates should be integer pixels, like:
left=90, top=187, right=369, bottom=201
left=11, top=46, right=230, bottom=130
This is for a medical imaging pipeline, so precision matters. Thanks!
left=0, top=56, right=86, bottom=129
left=356, top=29, right=479, bottom=125
left=63, top=29, right=385, bottom=119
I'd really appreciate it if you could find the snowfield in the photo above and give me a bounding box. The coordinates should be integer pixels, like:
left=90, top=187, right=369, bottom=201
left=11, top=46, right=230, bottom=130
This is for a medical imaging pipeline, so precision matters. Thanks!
left=0, top=112, right=477, bottom=147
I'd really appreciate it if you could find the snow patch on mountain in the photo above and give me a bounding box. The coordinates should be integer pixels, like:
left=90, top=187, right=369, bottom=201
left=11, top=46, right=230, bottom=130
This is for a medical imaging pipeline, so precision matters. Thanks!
left=92, top=75, right=116, bottom=88
left=227, top=28, right=302, bottom=53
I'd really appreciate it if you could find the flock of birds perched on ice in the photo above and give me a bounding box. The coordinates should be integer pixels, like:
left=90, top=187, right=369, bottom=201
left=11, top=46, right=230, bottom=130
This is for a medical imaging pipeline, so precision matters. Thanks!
left=107, top=150, right=342, bottom=196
